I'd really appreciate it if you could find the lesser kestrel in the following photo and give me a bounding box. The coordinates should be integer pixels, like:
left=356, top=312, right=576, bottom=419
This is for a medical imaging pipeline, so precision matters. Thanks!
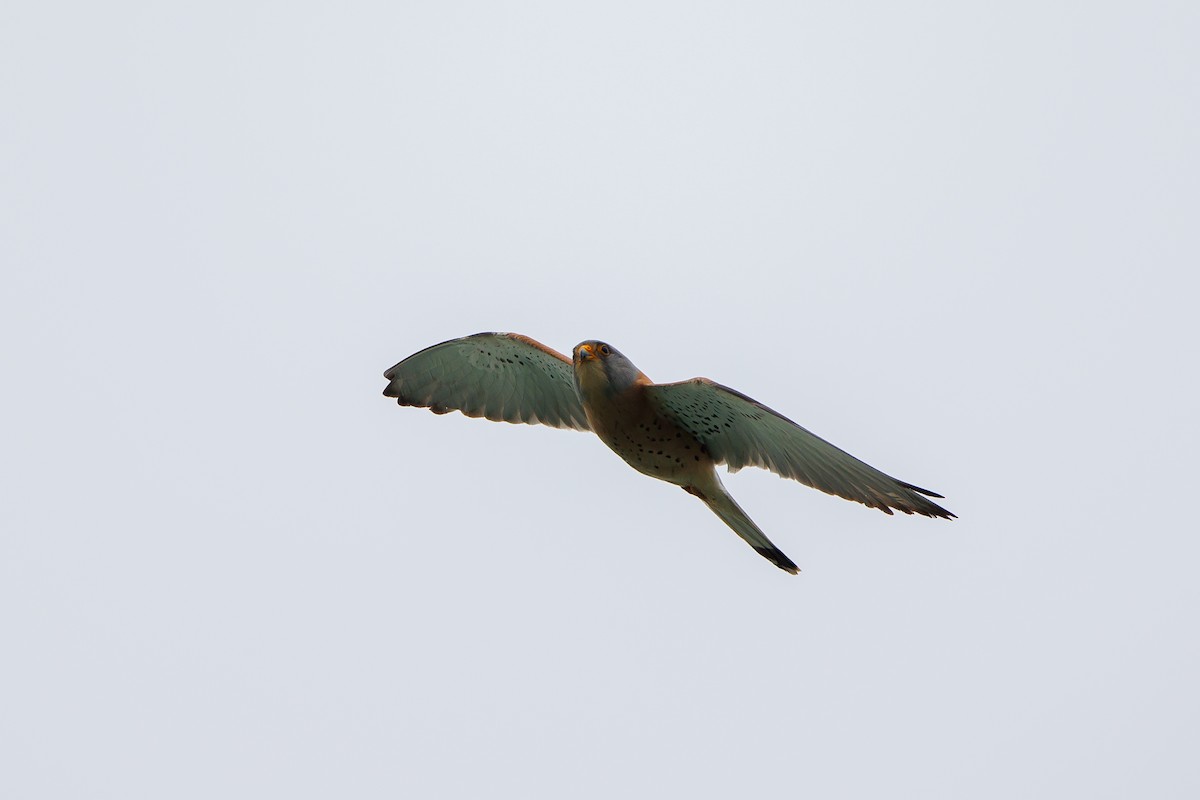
left=383, top=332, right=953, bottom=573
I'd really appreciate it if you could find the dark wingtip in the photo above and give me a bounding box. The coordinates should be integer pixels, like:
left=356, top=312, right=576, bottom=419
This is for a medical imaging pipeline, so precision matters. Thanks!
left=917, top=499, right=956, bottom=520
left=893, top=480, right=955, bottom=519
left=381, top=379, right=422, bottom=406
left=898, top=480, right=945, bottom=499
left=382, top=358, right=407, bottom=383
left=754, top=546, right=801, bottom=575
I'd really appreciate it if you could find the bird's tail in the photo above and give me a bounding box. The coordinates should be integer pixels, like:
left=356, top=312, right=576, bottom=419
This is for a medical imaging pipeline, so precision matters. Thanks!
left=690, top=478, right=799, bottom=575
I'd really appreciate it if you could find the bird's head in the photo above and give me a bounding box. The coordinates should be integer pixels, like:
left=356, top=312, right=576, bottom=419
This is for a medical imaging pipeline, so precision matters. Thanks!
left=572, top=340, right=650, bottom=397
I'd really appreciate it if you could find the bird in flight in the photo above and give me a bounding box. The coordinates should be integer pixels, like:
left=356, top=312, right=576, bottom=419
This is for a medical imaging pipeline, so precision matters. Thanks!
left=383, top=333, right=953, bottom=573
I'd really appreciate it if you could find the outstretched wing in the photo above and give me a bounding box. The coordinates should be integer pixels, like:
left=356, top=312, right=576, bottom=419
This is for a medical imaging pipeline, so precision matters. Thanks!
left=645, top=379, right=953, bottom=517
left=383, top=332, right=591, bottom=430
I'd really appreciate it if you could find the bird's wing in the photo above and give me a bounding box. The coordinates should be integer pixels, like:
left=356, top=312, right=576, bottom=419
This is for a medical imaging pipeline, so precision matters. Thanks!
left=383, top=332, right=591, bottom=430
left=644, top=379, right=953, bottom=517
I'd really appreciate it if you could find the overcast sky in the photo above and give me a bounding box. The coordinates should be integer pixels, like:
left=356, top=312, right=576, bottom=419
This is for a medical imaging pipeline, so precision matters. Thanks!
left=3, top=2, right=1198, bottom=798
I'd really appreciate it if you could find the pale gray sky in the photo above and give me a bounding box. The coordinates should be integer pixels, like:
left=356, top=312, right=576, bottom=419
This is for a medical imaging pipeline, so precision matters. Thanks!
left=3, top=2, right=1198, bottom=798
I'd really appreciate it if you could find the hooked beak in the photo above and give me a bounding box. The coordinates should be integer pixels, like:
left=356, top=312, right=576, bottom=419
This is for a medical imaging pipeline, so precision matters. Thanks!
left=577, top=343, right=596, bottom=362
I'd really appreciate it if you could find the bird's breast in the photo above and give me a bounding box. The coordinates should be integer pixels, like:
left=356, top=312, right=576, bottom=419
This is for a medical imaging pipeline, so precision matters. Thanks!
left=582, top=385, right=713, bottom=486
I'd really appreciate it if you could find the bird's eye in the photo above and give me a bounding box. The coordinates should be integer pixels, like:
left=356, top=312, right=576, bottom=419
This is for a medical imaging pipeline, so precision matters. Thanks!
left=598, top=344, right=611, bottom=356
